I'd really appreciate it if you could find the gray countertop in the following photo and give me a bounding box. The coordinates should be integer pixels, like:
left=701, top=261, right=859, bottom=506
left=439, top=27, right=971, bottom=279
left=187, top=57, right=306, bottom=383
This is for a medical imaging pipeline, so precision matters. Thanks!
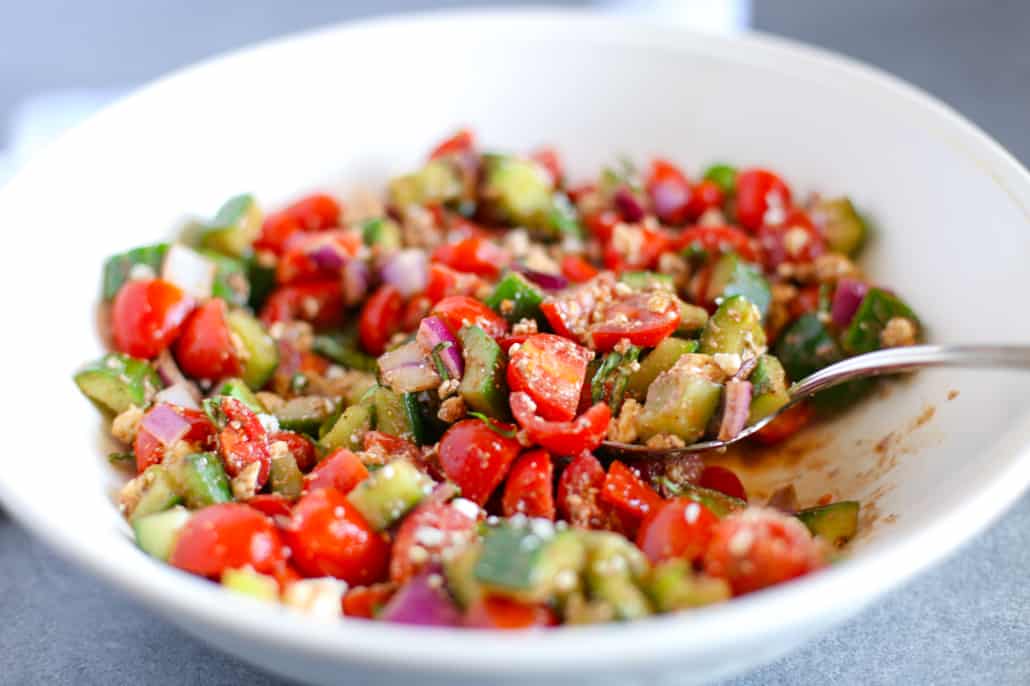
left=3, top=1, right=1030, bottom=684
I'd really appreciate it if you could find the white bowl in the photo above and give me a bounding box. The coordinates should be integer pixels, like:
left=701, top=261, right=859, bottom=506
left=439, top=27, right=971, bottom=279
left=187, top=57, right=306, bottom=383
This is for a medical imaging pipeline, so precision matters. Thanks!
left=2, top=9, right=1030, bottom=686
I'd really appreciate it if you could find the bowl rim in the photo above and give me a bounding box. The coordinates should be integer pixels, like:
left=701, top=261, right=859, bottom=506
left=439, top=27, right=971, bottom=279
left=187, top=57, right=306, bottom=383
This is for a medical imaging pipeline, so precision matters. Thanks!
left=3, top=6, right=1030, bottom=675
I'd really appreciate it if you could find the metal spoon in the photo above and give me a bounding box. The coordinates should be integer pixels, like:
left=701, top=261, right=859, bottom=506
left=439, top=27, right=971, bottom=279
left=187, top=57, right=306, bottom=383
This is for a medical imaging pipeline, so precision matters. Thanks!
left=599, top=344, right=1030, bottom=459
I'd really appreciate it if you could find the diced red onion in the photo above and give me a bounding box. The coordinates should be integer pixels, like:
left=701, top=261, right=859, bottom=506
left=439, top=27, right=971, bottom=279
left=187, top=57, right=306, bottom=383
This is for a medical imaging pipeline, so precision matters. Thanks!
left=379, top=571, right=462, bottom=627
left=767, top=484, right=800, bottom=514
left=717, top=379, right=752, bottom=442
left=614, top=186, right=645, bottom=222
left=831, top=278, right=870, bottom=328
left=154, top=383, right=201, bottom=410
left=378, top=341, right=441, bottom=393
left=514, top=265, right=568, bottom=291
left=307, top=242, right=347, bottom=271
left=154, top=350, right=201, bottom=403
left=416, top=316, right=464, bottom=379
left=342, top=258, right=370, bottom=306
left=141, top=403, right=191, bottom=446
left=161, top=244, right=215, bottom=299
left=650, top=181, right=690, bottom=222
left=381, top=249, right=428, bottom=297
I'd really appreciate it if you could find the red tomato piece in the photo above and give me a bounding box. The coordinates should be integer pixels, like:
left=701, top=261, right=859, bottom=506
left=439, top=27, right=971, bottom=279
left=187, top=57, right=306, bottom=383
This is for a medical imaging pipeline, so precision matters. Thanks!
left=788, top=284, right=822, bottom=321
left=735, top=169, right=792, bottom=232
left=275, top=230, right=361, bottom=285
left=390, top=500, right=478, bottom=583
left=218, top=397, right=271, bottom=488
left=599, top=460, right=663, bottom=521
left=438, top=419, right=522, bottom=505
left=429, top=128, right=475, bottom=160
left=173, top=299, right=240, bottom=381
left=509, top=392, right=611, bottom=456
left=430, top=295, right=508, bottom=339
left=703, top=507, right=826, bottom=595
left=636, top=497, right=719, bottom=565
left=245, top=493, right=295, bottom=518
left=170, top=503, right=285, bottom=579
left=431, top=236, right=510, bottom=279
left=401, top=294, right=433, bottom=332
left=757, top=209, right=826, bottom=270
left=501, top=449, right=556, bottom=520
left=556, top=452, right=609, bottom=529
left=675, top=225, right=760, bottom=263
left=754, top=401, right=815, bottom=445
left=560, top=254, right=600, bottom=284
left=269, top=430, right=317, bottom=473
left=590, top=291, right=680, bottom=352
left=134, top=405, right=215, bottom=473
left=424, top=264, right=483, bottom=304
left=698, top=465, right=748, bottom=501
left=646, top=158, right=692, bottom=225
left=585, top=209, right=620, bottom=243
left=111, top=279, right=194, bottom=359
left=507, top=333, right=593, bottom=421
left=530, top=147, right=564, bottom=187
left=283, top=488, right=390, bottom=584
left=602, top=224, right=671, bottom=273
left=362, top=431, right=422, bottom=463
left=304, top=448, right=369, bottom=495
left=342, top=583, right=398, bottom=619
left=684, top=180, right=725, bottom=221
left=256, top=193, right=342, bottom=254
left=540, top=273, right=619, bottom=343
left=358, top=284, right=404, bottom=356
left=260, top=280, right=344, bottom=330
left=465, top=596, right=558, bottom=629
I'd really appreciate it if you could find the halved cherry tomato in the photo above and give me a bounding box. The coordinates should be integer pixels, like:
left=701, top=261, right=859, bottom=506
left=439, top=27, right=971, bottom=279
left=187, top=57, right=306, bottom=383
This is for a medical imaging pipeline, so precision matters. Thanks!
left=343, top=583, right=398, bottom=619
left=757, top=208, right=826, bottom=270
left=401, top=294, right=433, bottom=332
left=304, top=448, right=369, bottom=495
left=245, top=493, right=294, bottom=518
left=753, top=401, right=815, bottom=445
left=431, top=236, right=510, bottom=278
left=133, top=405, right=215, bottom=473
left=703, top=507, right=825, bottom=595
left=698, top=465, right=748, bottom=501
left=675, top=225, right=760, bottom=263
left=590, top=291, right=680, bottom=352
left=685, top=180, right=725, bottom=221
left=260, top=280, right=344, bottom=329
left=600, top=460, right=663, bottom=522
left=173, top=299, right=240, bottom=381
left=510, top=392, right=611, bottom=456
left=501, top=449, right=555, bottom=520
left=270, top=430, right=317, bottom=473
left=218, top=397, right=271, bottom=488
left=359, top=284, right=404, bottom=356
left=530, top=147, right=564, bottom=187
left=585, top=209, right=620, bottom=242
left=507, top=333, right=593, bottom=421
left=256, top=193, right=342, bottom=254
left=497, top=333, right=531, bottom=352
left=438, top=418, right=522, bottom=505
left=424, top=264, right=483, bottom=304
left=390, top=500, right=478, bottom=583
left=636, top=497, right=718, bottom=564
left=170, top=503, right=285, bottom=579
left=269, top=335, right=329, bottom=396
left=362, top=431, right=422, bottom=463
left=429, top=128, right=475, bottom=160
left=735, top=169, right=792, bottom=232
left=602, top=224, right=671, bottom=272
left=560, top=254, right=600, bottom=283
left=430, top=295, right=508, bottom=340
left=540, top=273, right=618, bottom=343
left=646, top=158, right=692, bottom=225
left=275, top=230, right=361, bottom=284
left=465, top=596, right=558, bottom=629
left=556, top=451, right=609, bottom=529
left=283, top=488, right=390, bottom=584
left=111, top=278, right=194, bottom=359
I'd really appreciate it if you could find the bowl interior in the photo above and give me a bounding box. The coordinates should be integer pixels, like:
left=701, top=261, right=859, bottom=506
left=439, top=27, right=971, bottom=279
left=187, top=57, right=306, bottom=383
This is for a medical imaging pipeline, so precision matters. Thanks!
left=2, top=9, right=1030, bottom=678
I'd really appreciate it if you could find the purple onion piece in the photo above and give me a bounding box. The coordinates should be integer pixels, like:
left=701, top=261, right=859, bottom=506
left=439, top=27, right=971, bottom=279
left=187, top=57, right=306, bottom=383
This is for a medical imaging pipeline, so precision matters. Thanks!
left=154, top=383, right=201, bottom=410
left=381, top=249, right=428, bottom=297
left=379, top=571, right=462, bottom=627
left=614, top=185, right=646, bottom=222
left=717, top=379, right=752, bottom=442
left=514, top=265, right=569, bottom=291
left=307, top=242, right=347, bottom=271
left=378, top=341, right=441, bottom=393
left=767, top=484, right=800, bottom=514
left=416, top=316, right=464, bottom=379
left=650, top=181, right=690, bottom=223
left=830, top=278, right=870, bottom=328
left=141, top=403, right=191, bottom=446
left=342, top=258, right=371, bottom=306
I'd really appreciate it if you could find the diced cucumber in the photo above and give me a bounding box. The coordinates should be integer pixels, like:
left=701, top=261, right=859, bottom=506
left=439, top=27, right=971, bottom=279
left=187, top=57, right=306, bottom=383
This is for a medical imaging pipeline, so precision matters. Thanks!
left=102, top=243, right=169, bottom=300
left=443, top=541, right=483, bottom=609
left=647, top=559, right=730, bottom=612
left=202, top=250, right=250, bottom=307
left=676, top=300, right=709, bottom=336
left=796, top=501, right=860, bottom=546
left=274, top=396, right=336, bottom=435
left=484, top=272, right=546, bottom=324
left=480, top=154, right=556, bottom=236
left=312, top=330, right=379, bottom=373
left=226, top=310, right=278, bottom=390
left=402, top=392, right=431, bottom=446
left=200, top=194, right=262, bottom=258
left=747, top=354, right=790, bottom=424
left=698, top=295, right=767, bottom=357
left=371, top=386, right=414, bottom=439
left=346, top=459, right=433, bottom=530
left=776, top=313, right=872, bottom=410
left=842, top=288, right=920, bottom=355
left=132, top=506, right=192, bottom=561
left=581, top=531, right=651, bottom=620
left=548, top=192, right=584, bottom=239
left=674, top=482, right=746, bottom=518
left=222, top=567, right=280, bottom=602
left=361, top=217, right=403, bottom=251
left=702, top=163, right=737, bottom=194
left=130, top=465, right=183, bottom=520
left=626, top=338, right=698, bottom=399
left=706, top=253, right=771, bottom=318
left=269, top=450, right=304, bottom=499
left=388, top=159, right=464, bottom=209
left=637, top=356, right=723, bottom=443
left=474, top=522, right=586, bottom=603
left=214, top=378, right=265, bottom=413
left=74, top=353, right=161, bottom=414
left=813, top=196, right=867, bottom=256
left=591, top=346, right=641, bottom=414
left=165, top=452, right=233, bottom=508
left=458, top=325, right=510, bottom=420
left=246, top=254, right=277, bottom=312
left=319, top=402, right=372, bottom=452
left=619, top=271, right=674, bottom=291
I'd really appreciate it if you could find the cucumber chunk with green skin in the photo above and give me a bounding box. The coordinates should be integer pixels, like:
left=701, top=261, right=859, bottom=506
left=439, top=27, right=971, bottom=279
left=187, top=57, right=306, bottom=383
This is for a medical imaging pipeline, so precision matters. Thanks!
left=214, top=378, right=265, bottom=413
left=102, top=243, right=169, bottom=300
left=619, top=271, right=674, bottom=291
left=675, top=482, right=746, bottom=518
left=484, top=272, right=546, bottom=324
left=548, top=192, right=584, bottom=239
left=776, top=313, right=873, bottom=410
left=676, top=300, right=709, bottom=336
left=165, top=452, right=233, bottom=508
left=274, top=396, right=336, bottom=435
left=129, top=466, right=183, bottom=521
left=201, top=194, right=263, bottom=258
left=388, top=159, right=464, bottom=209
left=813, top=197, right=867, bottom=256
left=637, top=355, right=723, bottom=443
left=74, top=353, right=162, bottom=414
left=581, top=531, right=652, bottom=620
left=706, top=253, right=771, bottom=318
left=474, top=522, right=586, bottom=603
left=222, top=567, right=280, bottom=602
left=202, top=250, right=250, bottom=307
left=319, top=402, right=372, bottom=452
left=747, top=355, right=791, bottom=424
left=591, top=346, right=641, bottom=414
left=269, top=450, right=304, bottom=499
left=647, top=559, right=730, bottom=612
left=480, top=154, right=556, bottom=236
left=458, top=325, right=510, bottom=420
left=346, top=459, right=433, bottom=531
left=132, top=506, right=191, bottom=561
left=226, top=310, right=278, bottom=390
left=797, top=501, right=860, bottom=546
left=371, top=386, right=414, bottom=440
left=312, top=331, right=379, bottom=373
left=361, top=217, right=403, bottom=251
left=842, top=288, right=920, bottom=355
left=401, top=392, right=431, bottom=445
left=698, top=295, right=767, bottom=357
left=444, top=541, right=483, bottom=610
left=246, top=254, right=277, bottom=312
left=626, top=338, right=698, bottom=399
left=702, top=163, right=737, bottom=194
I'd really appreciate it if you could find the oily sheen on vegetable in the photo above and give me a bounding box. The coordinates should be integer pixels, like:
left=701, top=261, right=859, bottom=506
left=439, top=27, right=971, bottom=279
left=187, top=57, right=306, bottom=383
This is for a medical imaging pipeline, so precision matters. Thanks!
left=75, top=129, right=920, bottom=628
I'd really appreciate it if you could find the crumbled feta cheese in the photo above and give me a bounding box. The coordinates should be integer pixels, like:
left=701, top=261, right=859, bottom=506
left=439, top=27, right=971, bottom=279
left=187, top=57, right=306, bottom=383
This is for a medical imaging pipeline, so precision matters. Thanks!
left=282, top=578, right=348, bottom=620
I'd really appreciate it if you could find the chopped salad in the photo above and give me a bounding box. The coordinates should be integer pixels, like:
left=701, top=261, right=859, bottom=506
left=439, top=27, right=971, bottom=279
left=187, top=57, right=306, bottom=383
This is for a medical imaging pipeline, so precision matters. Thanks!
left=76, top=129, right=921, bottom=628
